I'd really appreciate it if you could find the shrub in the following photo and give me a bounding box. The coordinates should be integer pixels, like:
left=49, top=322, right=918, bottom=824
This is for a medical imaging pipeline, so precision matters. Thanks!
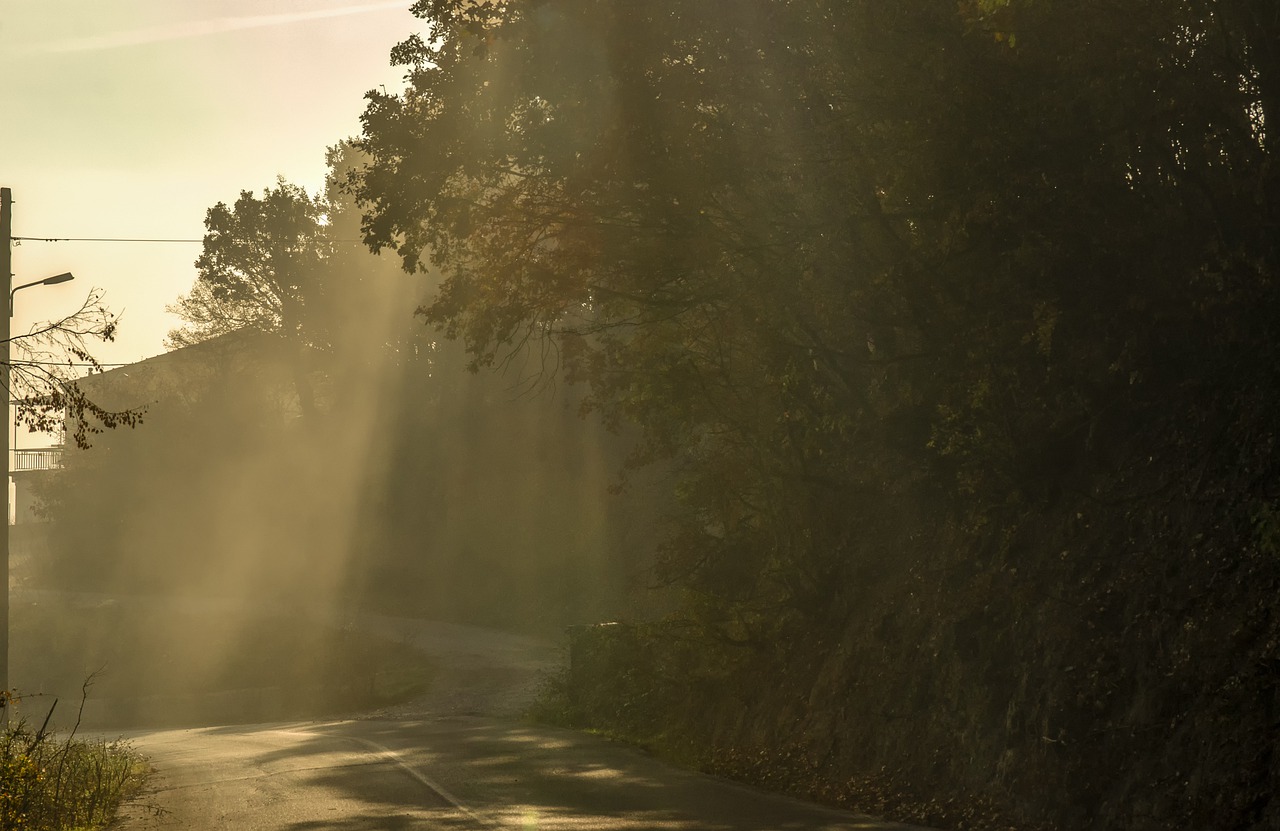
left=0, top=699, right=147, bottom=831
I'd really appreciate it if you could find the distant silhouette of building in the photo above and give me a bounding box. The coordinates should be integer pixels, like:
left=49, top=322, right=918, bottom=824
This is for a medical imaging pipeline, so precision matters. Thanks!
left=70, top=328, right=316, bottom=420
left=12, top=329, right=317, bottom=586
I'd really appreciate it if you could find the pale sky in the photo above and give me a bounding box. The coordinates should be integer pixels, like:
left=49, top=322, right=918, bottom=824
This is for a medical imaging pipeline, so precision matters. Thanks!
left=1, top=0, right=418, bottom=366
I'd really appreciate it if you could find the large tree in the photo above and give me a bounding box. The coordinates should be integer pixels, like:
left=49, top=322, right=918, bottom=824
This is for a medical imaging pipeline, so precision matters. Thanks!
left=168, top=155, right=445, bottom=416
left=353, top=0, right=1280, bottom=619
left=167, top=179, right=334, bottom=415
left=168, top=179, right=331, bottom=349
left=353, top=0, right=938, bottom=625
left=352, top=0, right=1280, bottom=826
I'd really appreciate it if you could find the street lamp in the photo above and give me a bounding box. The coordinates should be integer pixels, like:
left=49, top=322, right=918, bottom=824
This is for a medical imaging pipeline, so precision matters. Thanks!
left=10, top=272, right=74, bottom=315
left=0, top=188, right=77, bottom=701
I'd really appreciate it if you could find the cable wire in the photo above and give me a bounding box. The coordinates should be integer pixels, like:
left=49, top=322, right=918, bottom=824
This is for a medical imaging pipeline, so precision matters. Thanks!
left=13, top=236, right=202, bottom=243
left=13, top=235, right=369, bottom=244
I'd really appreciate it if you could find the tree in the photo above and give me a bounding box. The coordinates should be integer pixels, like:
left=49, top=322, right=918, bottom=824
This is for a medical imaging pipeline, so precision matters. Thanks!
left=9, top=288, right=144, bottom=448
left=352, top=0, right=1280, bottom=607
left=167, top=178, right=333, bottom=415
left=353, top=0, right=951, bottom=625
left=351, top=1, right=1280, bottom=826
left=168, top=153, right=445, bottom=418
left=168, top=179, right=331, bottom=349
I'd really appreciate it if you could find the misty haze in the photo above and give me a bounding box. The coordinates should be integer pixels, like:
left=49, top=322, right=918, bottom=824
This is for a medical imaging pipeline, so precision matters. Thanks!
left=3, top=1, right=1279, bottom=830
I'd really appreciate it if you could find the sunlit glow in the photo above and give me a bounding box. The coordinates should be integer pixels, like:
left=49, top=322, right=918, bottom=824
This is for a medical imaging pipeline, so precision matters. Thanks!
left=36, top=2, right=411, bottom=54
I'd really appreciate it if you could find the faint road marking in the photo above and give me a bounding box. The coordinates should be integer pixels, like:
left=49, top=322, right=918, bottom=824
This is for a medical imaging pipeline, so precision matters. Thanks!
left=271, top=729, right=505, bottom=829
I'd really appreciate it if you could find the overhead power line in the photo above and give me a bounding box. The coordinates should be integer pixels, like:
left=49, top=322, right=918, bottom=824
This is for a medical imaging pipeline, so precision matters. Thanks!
left=13, top=235, right=369, bottom=244
left=14, top=236, right=202, bottom=243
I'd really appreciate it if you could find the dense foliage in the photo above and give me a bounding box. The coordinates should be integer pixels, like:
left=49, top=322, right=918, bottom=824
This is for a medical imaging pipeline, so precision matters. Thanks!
left=0, top=717, right=145, bottom=831
left=350, top=0, right=1280, bottom=827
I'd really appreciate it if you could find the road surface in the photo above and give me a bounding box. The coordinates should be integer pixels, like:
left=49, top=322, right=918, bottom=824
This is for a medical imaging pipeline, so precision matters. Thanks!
left=113, top=612, right=929, bottom=831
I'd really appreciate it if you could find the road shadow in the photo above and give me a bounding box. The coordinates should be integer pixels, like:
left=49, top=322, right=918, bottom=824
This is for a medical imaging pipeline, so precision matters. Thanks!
left=250, top=716, right=915, bottom=831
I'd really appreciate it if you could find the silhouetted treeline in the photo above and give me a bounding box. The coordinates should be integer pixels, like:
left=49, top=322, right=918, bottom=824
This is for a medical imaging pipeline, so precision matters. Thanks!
left=338, top=1, right=1280, bottom=828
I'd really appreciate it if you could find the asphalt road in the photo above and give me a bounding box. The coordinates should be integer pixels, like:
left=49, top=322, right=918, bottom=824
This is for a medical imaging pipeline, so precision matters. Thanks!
left=111, top=611, right=929, bottom=831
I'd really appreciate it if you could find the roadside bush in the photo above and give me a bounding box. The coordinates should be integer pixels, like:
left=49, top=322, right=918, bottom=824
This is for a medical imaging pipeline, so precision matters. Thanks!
left=0, top=709, right=146, bottom=831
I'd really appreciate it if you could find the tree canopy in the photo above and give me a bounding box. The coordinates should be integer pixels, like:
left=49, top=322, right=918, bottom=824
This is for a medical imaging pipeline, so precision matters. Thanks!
left=349, top=1, right=1280, bottom=826
left=168, top=179, right=332, bottom=348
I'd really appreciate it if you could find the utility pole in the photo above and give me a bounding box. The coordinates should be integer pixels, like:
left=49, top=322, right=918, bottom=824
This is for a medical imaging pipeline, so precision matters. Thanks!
left=1, top=187, right=12, bottom=700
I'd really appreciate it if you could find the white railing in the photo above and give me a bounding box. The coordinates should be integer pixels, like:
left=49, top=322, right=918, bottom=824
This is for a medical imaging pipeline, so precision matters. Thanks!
left=12, top=448, right=62, bottom=472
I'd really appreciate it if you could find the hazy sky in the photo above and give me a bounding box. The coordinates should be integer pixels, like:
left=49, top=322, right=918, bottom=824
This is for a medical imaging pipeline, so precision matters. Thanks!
left=1, top=0, right=418, bottom=365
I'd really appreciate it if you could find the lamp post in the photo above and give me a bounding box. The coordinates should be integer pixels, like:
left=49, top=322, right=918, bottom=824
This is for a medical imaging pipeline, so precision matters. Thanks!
left=0, top=187, right=75, bottom=700
left=11, top=272, right=74, bottom=315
